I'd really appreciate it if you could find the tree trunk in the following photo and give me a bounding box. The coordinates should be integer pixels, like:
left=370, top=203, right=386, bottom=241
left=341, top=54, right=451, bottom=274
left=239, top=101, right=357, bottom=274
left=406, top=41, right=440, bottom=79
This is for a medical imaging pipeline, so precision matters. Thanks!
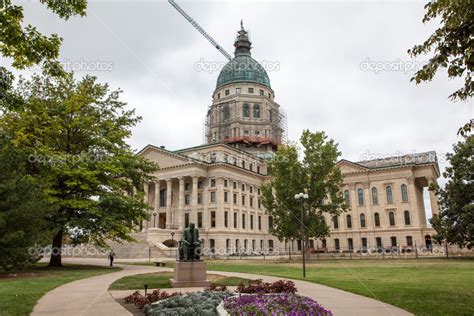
left=48, top=229, right=63, bottom=267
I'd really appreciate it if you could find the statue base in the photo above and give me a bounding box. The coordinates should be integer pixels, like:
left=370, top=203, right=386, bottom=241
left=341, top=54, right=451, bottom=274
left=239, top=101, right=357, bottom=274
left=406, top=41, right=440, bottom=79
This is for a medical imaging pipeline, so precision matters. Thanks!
left=170, top=260, right=210, bottom=288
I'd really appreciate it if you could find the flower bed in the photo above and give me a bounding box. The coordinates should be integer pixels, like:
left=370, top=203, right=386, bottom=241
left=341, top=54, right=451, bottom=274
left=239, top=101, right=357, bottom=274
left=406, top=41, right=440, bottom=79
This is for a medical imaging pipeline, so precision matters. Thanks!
left=124, top=289, right=182, bottom=309
left=144, top=291, right=231, bottom=316
left=223, top=293, right=333, bottom=316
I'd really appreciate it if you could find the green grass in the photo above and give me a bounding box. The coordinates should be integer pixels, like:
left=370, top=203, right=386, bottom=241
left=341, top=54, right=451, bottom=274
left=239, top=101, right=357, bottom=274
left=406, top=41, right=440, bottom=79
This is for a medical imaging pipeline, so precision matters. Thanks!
left=109, top=271, right=249, bottom=290
left=0, top=264, right=120, bottom=316
left=200, top=258, right=474, bottom=316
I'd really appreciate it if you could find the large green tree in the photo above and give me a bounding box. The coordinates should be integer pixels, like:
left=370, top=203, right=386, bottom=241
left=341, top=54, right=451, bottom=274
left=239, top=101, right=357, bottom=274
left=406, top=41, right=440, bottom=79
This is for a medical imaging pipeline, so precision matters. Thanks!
left=1, top=0, right=87, bottom=69
left=430, top=134, right=474, bottom=249
left=408, top=0, right=473, bottom=102
left=261, top=130, right=348, bottom=251
left=0, top=71, right=158, bottom=267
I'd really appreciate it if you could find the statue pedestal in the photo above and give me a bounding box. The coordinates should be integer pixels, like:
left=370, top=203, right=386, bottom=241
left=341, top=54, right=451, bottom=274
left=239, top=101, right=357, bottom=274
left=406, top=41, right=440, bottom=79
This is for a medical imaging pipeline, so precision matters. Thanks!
left=170, top=260, right=209, bottom=288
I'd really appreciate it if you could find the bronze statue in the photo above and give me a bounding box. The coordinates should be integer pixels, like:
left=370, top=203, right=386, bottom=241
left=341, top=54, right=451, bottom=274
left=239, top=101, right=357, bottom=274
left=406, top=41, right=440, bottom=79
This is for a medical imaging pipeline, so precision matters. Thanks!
left=178, top=223, right=201, bottom=261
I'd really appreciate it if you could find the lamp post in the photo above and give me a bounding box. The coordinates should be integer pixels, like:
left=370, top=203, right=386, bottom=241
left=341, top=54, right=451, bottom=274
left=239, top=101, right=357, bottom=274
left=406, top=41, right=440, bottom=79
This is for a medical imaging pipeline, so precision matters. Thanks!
left=294, top=192, right=309, bottom=278
left=170, top=231, right=175, bottom=258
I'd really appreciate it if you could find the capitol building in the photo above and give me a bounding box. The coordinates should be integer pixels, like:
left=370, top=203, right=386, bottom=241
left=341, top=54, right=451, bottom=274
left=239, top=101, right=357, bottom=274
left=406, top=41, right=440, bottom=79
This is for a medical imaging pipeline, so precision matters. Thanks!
left=136, top=25, right=440, bottom=256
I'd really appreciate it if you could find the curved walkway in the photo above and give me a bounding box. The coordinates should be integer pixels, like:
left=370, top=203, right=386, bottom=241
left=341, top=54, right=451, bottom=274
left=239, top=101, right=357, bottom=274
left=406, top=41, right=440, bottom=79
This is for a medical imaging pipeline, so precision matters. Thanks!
left=32, top=258, right=412, bottom=316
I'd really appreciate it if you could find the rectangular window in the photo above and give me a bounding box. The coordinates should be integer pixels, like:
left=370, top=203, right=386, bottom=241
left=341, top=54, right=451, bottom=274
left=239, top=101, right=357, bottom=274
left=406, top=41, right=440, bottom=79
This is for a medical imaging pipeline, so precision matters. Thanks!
left=233, top=182, right=237, bottom=189
left=406, top=236, right=413, bottom=246
left=210, top=179, right=216, bottom=187
left=224, top=191, right=228, bottom=203
left=361, top=237, right=368, bottom=248
left=159, top=189, right=166, bottom=207
left=210, top=191, right=216, bottom=203
left=250, top=197, right=253, bottom=207
left=242, top=214, right=246, bottom=229
left=197, top=212, right=203, bottom=228
left=233, top=193, right=237, bottom=204
left=391, top=236, right=397, bottom=247
left=268, top=216, right=273, bottom=229
left=259, top=89, right=264, bottom=96
left=348, top=238, right=353, bottom=250
left=258, top=215, right=262, bottom=230
left=224, top=211, right=228, bottom=228
left=242, top=195, right=246, bottom=206
left=210, top=239, right=215, bottom=253
left=185, top=213, right=190, bottom=228
left=211, top=211, right=216, bottom=228
left=225, top=89, right=230, bottom=96
left=234, top=212, right=237, bottom=228
left=198, top=180, right=203, bottom=189
left=248, top=87, right=254, bottom=93
left=250, top=215, right=254, bottom=229
left=224, top=179, right=228, bottom=187
left=185, top=183, right=191, bottom=191
left=334, top=239, right=340, bottom=250
left=184, top=194, right=190, bottom=205
left=268, top=240, right=274, bottom=250
left=241, top=184, right=245, bottom=191
left=198, top=193, right=203, bottom=204
left=376, top=237, right=382, bottom=248
left=249, top=186, right=253, bottom=194
left=258, top=199, right=261, bottom=209
left=217, top=93, right=221, bottom=99
left=236, top=87, right=241, bottom=94
left=333, top=216, right=339, bottom=229
left=257, top=166, right=260, bottom=174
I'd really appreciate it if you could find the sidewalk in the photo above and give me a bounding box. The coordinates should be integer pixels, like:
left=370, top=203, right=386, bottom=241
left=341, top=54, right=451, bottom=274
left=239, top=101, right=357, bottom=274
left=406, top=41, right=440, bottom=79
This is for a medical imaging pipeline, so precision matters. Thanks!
left=32, top=258, right=412, bottom=316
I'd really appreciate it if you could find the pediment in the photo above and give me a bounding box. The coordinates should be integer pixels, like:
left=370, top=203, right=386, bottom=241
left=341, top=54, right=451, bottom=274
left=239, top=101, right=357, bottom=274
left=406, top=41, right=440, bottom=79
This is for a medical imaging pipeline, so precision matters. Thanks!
left=138, top=145, right=193, bottom=169
left=337, top=160, right=368, bottom=174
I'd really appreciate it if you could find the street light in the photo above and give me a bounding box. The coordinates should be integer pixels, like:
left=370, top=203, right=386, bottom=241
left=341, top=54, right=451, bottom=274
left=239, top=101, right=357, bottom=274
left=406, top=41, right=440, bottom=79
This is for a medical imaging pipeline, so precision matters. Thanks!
left=294, top=191, right=309, bottom=278
left=170, top=231, right=175, bottom=258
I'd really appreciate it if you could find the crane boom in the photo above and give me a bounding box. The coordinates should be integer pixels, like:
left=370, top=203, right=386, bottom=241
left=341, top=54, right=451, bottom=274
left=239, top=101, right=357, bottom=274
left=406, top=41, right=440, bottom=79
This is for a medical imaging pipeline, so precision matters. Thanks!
left=168, top=0, right=232, bottom=61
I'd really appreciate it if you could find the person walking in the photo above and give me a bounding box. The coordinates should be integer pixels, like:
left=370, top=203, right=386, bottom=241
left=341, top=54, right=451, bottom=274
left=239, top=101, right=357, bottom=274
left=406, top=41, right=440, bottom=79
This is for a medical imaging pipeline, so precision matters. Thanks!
left=108, top=250, right=116, bottom=267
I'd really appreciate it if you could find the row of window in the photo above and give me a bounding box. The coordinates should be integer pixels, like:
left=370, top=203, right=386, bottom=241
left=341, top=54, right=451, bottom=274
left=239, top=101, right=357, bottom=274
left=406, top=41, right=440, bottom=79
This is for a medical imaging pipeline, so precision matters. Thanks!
left=208, top=153, right=263, bottom=173
left=206, top=239, right=275, bottom=254
left=333, top=210, right=411, bottom=229
left=222, top=103, right=264, bottom=119
left=184, top=211, right=269, bottom=230
left=332, top=236, right=414, bottom=250
left=344, top=184, right=409, bottom=206
left=217, top=87, right=271, bottom=99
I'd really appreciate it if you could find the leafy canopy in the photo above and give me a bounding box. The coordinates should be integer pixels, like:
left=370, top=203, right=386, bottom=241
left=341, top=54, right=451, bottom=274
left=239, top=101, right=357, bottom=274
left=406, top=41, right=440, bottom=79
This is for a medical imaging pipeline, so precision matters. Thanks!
left=430, top=134, right=474, bottom=249
left=261, top=130, right=348, bottom=243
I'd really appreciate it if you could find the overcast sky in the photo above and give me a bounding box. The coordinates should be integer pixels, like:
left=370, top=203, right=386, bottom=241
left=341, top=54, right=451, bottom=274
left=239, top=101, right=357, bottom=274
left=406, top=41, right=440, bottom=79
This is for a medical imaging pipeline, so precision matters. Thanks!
left=4, top=0, right=473, bottom=219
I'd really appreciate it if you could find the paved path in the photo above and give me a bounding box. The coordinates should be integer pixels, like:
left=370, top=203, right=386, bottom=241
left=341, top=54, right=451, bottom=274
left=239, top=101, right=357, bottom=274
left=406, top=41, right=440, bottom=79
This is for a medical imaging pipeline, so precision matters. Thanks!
left=32, top=258, right=412, bottom=316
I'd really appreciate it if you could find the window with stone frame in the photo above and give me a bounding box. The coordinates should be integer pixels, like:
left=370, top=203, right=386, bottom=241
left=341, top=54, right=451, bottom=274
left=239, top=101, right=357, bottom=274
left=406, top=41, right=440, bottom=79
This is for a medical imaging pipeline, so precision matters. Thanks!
left=360, top=213, right=366, bottom=228
left=210, top=191, right=216, bottom=203
left=386, top=186, right=393, bottom=204
left=357, top=188, right=364, bottom=206
left=198, top=193, right=203, bottom=204
left=224, top=211, right=228, bottom=228
left=234, top=212, right=237, bottom=228
left=211, top=211, right=216, bottom=228
left=243, top=103, right=250, bottom=117
left=197, top=212, right=203, bottom=228
left=371, top=187, right=378, bottom=204
left=389, top=211, right=396, bottom=226
left=404, top=210, right=411, bottom=225
left=253, top=104, right=261, bottom=118
left=185, top=213, right=190, bottom=228
left=344, top=190, right=350, bottom=206
left=224, top=191, right=228, bottom=203
left=346, top=214, right=352, bottom=228
left=184, top=194, right=190, bottom=205
left=242, top=214, right=246, bottom=229
left=374, top=212, right=381, bottom=227
left=401, top=184, right=409, bottom=202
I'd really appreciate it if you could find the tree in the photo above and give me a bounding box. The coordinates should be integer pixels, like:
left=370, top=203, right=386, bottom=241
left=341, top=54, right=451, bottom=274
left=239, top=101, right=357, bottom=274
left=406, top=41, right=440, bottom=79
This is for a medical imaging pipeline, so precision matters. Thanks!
left=0, top=0, right=87, bottom=69
left=430, top=134, right=474, bottom=249
left=408, top=0, right=473, bottom=102
left=0, top=71, right=158, bottom=267
left=261, top=130, right=348, bottom=250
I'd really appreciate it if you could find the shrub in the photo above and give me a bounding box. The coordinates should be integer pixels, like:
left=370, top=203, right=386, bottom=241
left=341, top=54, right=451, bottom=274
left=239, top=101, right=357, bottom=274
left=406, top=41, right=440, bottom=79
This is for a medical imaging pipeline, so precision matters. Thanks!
left=145, top=291, right=231, bottom=316
left=236, top=279, right=297, bottom=294
left=224, top=293, right=332, bottom=316
left=124, top=289, right=181, bottom=309
left=205, top=283, right=227, bottom=292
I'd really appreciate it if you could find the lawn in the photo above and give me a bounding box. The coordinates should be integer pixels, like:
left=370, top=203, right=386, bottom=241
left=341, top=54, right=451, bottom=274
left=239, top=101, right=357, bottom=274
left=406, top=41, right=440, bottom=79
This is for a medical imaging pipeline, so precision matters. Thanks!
left=0, top=264, right=120, bottom=316
left=108, top=271, right=249, bottom=290
left=202, top=258, right=474, bottom=316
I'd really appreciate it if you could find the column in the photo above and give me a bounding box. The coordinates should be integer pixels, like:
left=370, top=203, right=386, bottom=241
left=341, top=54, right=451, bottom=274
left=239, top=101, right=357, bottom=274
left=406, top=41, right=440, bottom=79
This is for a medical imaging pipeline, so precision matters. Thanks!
left=427, top=177, right=440, bottom=216
left=406, top=177, right=420, bottom=228
left=166, top=178, right=172, bottom=229
left=362, top=182, right=371, bottom=248
left=203, top=178, right=209, bottom=229
left=143, top=182, right=149, bottom=232
left=178, top=177, right=185, bottom=229
left=191, top=176, right=199, bottom=225
left=154, top=180, right=160, bottom=228
left=230, top=179, right=234, bottom=230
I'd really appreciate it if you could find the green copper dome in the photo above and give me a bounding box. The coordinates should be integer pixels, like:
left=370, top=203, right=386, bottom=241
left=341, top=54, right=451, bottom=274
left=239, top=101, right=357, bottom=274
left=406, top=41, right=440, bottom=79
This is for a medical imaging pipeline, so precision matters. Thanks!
left=216, top=23, right=271, bottom=89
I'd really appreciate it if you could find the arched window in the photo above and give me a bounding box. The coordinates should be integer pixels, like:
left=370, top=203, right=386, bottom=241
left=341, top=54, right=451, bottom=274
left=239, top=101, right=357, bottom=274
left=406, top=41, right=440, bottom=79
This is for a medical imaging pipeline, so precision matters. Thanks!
left=243, top=104, right=250, bottom=117
left=401, top=184, right=408, bottom=202
left=372, top=187, right=378, bottom=204
left=332, top=216, right=339, bottom=229
left=346, top=215, right=352, bottom=228
left=223, top=105, right=230, bottom=120
left=374, top=212, right=380, bottom=227
left=358, top=188, right=364, bottom=205
left=404, top=210, right=411, bottom=225
left=253, top=104, right=260, bottom=118
left=344, top=190, right=350, bottom=206
left=389, top=211, right=395, bottom=226
left=360, top=213, right=366, bottom=228
left=386, top=186, right=393, bottom=204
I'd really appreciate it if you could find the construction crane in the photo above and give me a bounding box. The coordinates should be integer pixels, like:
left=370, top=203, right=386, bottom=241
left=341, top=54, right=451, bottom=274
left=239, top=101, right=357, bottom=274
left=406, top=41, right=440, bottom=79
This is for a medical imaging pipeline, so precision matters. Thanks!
left=168, top=0, right=233, bottom=61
